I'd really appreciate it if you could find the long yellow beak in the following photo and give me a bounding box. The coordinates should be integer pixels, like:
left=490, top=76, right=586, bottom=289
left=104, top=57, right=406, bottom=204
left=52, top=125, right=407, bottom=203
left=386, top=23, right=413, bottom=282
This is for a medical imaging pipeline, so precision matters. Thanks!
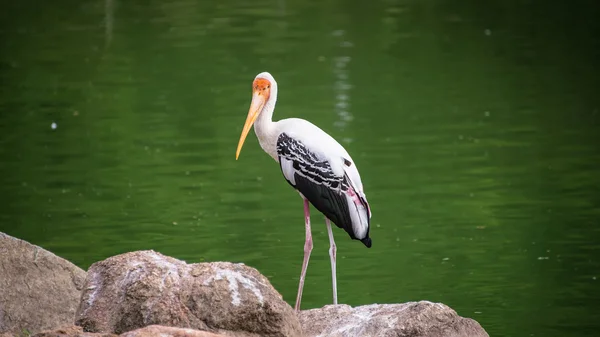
left=236, top=91, right=265, bottom=160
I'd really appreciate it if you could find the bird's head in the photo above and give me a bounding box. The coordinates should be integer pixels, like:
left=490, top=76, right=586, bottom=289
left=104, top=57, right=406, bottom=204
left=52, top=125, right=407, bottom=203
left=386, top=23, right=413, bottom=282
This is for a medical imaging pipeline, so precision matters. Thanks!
left=236, top=72, right=275, bottom=160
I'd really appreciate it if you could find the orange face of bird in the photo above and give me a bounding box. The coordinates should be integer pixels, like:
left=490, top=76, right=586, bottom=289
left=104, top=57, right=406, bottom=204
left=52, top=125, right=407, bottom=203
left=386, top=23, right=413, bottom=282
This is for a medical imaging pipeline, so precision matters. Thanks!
left=236, top=78, right=272, bottom=159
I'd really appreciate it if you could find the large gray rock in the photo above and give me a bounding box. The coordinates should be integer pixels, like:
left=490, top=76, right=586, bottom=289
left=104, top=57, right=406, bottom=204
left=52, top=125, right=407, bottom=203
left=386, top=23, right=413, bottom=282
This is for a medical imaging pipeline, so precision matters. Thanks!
left=299, top=301, right=489, bottom=337
left=31, top=324, right=224, bottom=337
left=0, top=232, right=87, bottom=335
left=75, top=250, right=301, bottom=337
left=121, top=325, right=226, bottom=337
left=31, top=325, right=116, bottom=337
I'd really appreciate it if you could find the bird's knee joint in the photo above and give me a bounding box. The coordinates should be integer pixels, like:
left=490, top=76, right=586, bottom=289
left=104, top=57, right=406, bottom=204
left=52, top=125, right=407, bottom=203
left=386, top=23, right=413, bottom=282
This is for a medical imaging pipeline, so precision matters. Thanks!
left=304, top=239, right=313, bottom=253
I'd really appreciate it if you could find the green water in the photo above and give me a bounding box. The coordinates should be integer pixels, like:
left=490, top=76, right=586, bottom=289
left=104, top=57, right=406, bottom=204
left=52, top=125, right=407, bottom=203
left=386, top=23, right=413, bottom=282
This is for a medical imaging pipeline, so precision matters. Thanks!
left=1, top=0, right=599, bottom=336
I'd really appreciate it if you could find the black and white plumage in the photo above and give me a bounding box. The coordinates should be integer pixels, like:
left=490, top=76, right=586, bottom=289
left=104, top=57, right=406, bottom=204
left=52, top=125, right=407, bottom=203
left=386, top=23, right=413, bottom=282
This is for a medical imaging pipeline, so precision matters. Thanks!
left=235, top=71, right=372, bottom=312
left=277, top=133, right=372, bottom=247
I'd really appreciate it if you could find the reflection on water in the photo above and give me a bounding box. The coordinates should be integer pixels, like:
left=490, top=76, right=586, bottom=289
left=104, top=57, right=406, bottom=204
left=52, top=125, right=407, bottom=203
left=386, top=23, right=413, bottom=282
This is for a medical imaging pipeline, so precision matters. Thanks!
left=104, top=0, right=114, bottom=47
left=0, top=1, right=599, bottom=337
left=332, top=29, right=353, bottom=131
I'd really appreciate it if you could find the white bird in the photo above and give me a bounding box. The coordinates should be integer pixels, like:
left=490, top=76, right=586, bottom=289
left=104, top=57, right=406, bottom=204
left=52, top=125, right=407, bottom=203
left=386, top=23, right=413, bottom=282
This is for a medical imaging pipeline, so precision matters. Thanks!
left=235, top=72, right=372, bottom=312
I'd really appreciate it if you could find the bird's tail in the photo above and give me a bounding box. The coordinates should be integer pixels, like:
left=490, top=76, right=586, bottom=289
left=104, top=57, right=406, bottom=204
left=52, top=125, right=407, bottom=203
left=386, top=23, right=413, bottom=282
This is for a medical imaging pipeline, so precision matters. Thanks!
left=343, top=178, right=372, bottom=248
left=361, top=237, right=372, bottom=248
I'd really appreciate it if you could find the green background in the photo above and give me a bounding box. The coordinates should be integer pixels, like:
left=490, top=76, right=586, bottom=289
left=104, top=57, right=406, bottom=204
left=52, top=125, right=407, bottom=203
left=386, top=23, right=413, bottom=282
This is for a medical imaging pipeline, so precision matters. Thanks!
left=1, top=1, right=599, bottom=336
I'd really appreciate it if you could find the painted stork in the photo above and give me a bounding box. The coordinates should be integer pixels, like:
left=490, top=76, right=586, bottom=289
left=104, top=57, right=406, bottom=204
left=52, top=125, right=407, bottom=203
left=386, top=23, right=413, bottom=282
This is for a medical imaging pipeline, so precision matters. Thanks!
left=235, top=72, right=372, bottom=311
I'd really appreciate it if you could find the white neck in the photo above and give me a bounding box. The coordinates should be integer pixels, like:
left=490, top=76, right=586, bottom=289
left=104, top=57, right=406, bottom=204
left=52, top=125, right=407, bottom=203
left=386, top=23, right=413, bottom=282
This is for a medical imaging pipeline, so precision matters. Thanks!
left=254, top=74, right=279, bottom=160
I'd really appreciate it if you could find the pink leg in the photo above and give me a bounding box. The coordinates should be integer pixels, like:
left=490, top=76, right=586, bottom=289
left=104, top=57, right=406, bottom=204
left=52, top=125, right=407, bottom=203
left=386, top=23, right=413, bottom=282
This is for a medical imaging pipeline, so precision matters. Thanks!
left=294, top=198, right=313, bottom=312
left=325, top=218, right=338, bottom=305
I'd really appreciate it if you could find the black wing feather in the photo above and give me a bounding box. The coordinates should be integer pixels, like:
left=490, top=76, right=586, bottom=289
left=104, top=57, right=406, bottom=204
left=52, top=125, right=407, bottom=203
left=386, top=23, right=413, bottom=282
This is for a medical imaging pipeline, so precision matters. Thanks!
left=276, top=132, right=370, bottom=246
left=294, top=174, right=354, bottom=238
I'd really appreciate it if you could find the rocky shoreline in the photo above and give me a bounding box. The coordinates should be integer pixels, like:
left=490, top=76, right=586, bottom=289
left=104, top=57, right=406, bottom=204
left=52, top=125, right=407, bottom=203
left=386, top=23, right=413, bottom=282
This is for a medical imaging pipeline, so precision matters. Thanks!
left=0, top=232, right=489, bottom=337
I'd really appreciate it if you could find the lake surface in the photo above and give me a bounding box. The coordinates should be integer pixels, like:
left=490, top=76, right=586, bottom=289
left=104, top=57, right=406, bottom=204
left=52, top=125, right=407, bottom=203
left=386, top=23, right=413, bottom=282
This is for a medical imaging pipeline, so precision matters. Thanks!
left=1, top=0, right=599, bottom=336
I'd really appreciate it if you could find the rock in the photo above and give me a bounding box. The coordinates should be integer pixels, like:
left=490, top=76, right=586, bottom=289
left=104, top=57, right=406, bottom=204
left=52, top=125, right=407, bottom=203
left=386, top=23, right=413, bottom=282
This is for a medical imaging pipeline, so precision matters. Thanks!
left=0, top=232, right=87, bottom=335
left=75, top=250, right=301, bottom=337
left=121, top=325, right=226, bottom=337
left=30, top=325, right=224, bottom=337
left=31, top=325, right=116, bottom=337
left=299, top=301, right=489, bottom=337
